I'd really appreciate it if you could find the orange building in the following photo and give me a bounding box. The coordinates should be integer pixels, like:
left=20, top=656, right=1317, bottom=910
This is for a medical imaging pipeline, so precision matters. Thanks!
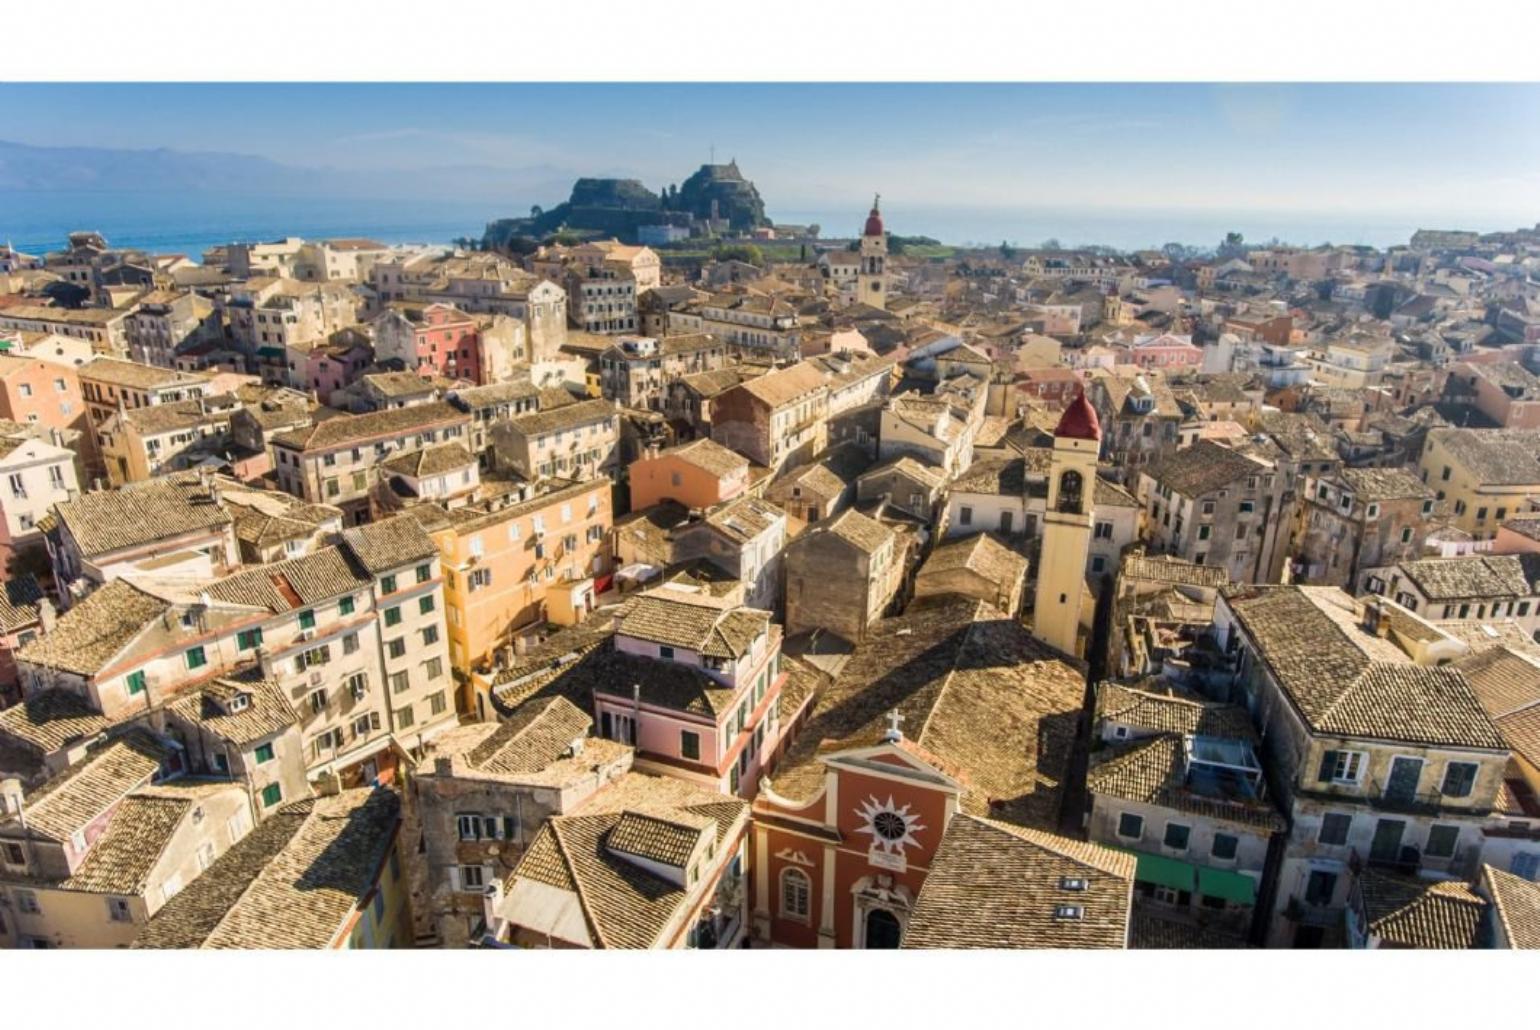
left=425, top=478, right=613, bottom=696
left=0, top=353, right=91, bottom=450
left=627, top=437, right=749, bottom=512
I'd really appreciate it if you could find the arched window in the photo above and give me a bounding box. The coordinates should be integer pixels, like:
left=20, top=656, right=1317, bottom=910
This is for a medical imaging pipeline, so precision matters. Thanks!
left=1058, top=469, right=1084, bottom=514
left=864, top=908, right=903, bottom=949
left=780, top=867, right=811, bottom=920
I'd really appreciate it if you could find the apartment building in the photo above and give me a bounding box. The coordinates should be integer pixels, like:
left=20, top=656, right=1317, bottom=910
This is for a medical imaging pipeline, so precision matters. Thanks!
left=711, top=361, right=829, bottom=471
left=1358, top=554, right=1539, bottom=637
left=670, top=494, right=788, bottom=613
left=77, top=357, right=211, bottom=442
left=784, top=507, right=902, bottom=643
left=1216, top=587, right=1509, bottom=948
left=566, top=266, right=638, bottom=335
left=1418, top=427, right=1540, bottom=540
left=0, top=305, right=132, bottom=356
left=488, top=398, right=621, bottom=482
left=124, top=290, right=220, bottom=368
left=669, top=293, right=802, bottom=361
left=447, top=381, right=541, bottom=458
left=270, top=401, right=472, bottom=521
left=1138, top=440, right=1287, bottom=584
left=224, top=277, right=360, bottom=357
left=628, top=437, right=749, bottom=512
left=0, top=432, right=80, bottom=551
left=369, top=252, right=567, bottom=361
left=373, top=302, right=484, bottom=383
left=96, top=395, right=238, bottom=486
left=409, top=695, right=632, bottom=947
left=423, top=477, right=613, bottom=682
left=1292, top=466, right=1436, bottom=588
left=0, top=355, right=91, bottom=455
left=599, top=334, right=731, bottom=412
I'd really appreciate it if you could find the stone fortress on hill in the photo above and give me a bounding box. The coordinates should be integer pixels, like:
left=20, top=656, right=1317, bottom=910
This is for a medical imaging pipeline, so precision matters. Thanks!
left=484, top=159, right=771, bottom=248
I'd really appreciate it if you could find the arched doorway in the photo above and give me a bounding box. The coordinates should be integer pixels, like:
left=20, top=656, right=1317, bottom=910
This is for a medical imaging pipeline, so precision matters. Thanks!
left=864, top=908, right=902, bottom=949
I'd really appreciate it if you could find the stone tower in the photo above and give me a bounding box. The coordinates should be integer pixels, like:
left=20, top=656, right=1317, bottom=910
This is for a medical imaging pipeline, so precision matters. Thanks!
left=858, top=194, right=887, bottom=310
left=1032, top=389, right=1102, bottom=656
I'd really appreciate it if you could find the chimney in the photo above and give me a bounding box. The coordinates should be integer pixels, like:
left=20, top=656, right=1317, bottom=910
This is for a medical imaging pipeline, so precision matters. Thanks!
left=256, top=646, right=276, bottom=679
left=1363, top=598, right=1391, bottom=638
left=314, top=770, right=342, bottom=797
left=37, top=597, right=56, bottom=633
left=0, top=777, right=23, bottom=817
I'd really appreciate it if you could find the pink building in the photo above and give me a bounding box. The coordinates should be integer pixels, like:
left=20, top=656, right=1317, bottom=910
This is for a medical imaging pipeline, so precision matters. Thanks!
left=373, top=303, right=483, bottom=384
left=305, top=334, right=374, bottom=404
left=1127, top=332, right=1203, bottom=370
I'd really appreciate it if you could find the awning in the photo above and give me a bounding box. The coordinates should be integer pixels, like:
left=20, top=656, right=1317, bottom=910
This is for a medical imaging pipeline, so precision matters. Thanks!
left=1197, top=866, right=1257, bottom=905
left=1131, top=852, right=1197, bottom=893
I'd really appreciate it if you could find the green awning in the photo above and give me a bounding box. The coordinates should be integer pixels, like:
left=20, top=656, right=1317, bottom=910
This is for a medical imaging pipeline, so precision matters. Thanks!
left=1132, top=852, right=1197, bottom=892
left=1197, top=866, right=1256, bottom=905
left=257, top=346, right=286, bottom=358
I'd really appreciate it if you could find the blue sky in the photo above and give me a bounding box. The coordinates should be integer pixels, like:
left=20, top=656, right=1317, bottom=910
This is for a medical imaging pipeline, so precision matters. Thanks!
left=4, top=83, right=1539, bottom=220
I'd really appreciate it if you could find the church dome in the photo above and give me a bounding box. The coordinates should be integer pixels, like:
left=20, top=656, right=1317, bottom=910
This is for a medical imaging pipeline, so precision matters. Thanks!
left=1055, top=389, right=1102, bottom=442
left=864, top=197, right=884, bottom=237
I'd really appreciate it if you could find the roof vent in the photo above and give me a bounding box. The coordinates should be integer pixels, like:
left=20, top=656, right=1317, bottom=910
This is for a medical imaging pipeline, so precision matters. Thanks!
left=1053, top=904, right=1084, bottom=920
left=1059, top=877, right=1088, bottom=892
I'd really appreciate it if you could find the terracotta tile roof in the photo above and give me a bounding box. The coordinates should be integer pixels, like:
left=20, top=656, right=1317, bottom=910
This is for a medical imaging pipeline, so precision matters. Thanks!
left=506, top=772, right=749, bottom=948
left=505, top=398, right=616, bottom=437
left=768, top=594, right=1086, bottom=829
left=52, top=474, right=232, bottom=558
left=606, top=810, right=711, bottom=868
left=1095, top=681, right=1258, bottom=739
left=16, top=578, right=173, bottom=678
left=466, top=695, right=591, bottom=774
left=731, top=361, right=828, bottom=409
left=341, top=513, right=439, bottom=574
left=205, top=545, right=370, bottom=611
left=656, top=438, right=747, bottom=479
left=1128, top=910, right=1251, bottom=948
left=61, top=793, right=197, bottom=894
left=1484, top=864, right=1540, bottom=949
left=1430, top=428, right=1540, bottom=486
left=918, top=532, right=1028, bottom=588
left=1120, top=554, right=1232, bottom=589
left=381, top=440, right=475, bottom=479
left=903, top=814, right=1134, bottom=949
left=1456, top=647, right=1540, bottom=719
left=1146, top=440, right=1268, bottom=497
left=1398, top=555, right=1534, bottom=601
left=166, top=677, right=298, bottom=746
left=617, top=589, right=770, bottom=660
left=134, top=787, right=400, bottom=949
left=820, top=506, right=894, bottom=555
left=80, top=356, right=206, bottom=390
left=1086, top=734, right=1285, bottom=831
left=1358, top=868, right=1486, bottom=948
left=0, top=689, right=114, bottom=755
left=1224, top=585, right=1505, bottom=750
left=701, top=494, right=785, bottom=544
left=0, top=573, right=44, bottom=632
left=271, top=400, right=465, bottom=451
left=5, top=730, right=169, bottom=842
left=1337, top=466, right=1434, bottom=501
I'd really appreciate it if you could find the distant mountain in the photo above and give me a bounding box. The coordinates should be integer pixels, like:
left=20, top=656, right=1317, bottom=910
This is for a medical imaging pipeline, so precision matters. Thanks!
left=0, top=139, right=319, bottom=193
left=0, top=139, right=588, bottom=205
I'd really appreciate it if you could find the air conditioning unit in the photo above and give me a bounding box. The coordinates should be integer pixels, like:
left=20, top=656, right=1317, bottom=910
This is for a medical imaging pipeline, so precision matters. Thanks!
left=297, top=628, right=315, bottom=643
left=309, top=671, right=325, bottom=687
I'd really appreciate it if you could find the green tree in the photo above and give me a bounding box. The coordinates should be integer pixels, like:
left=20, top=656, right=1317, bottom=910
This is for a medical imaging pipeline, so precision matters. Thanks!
left=713, top=243, right=764, bottom=266
left=1039, top=237, right=1062, bottom=250
left=999, top=240, right=1018, bottom=261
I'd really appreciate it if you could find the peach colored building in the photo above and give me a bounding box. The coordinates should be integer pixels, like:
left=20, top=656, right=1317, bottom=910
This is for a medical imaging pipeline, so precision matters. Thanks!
left=627, top=438, right=750, bottom=512
left=0, top=354, right=91, bottom=455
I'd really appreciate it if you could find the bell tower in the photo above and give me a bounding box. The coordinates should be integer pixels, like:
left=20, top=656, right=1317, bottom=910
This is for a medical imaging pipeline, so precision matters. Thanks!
left=858, top=194, right=887, bottom=310
left=1032, top=389, right=1101, bottom=656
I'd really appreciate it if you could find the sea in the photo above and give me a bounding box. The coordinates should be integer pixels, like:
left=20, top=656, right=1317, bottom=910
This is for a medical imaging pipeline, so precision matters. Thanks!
left=0, top=189, right=1518, bottom=259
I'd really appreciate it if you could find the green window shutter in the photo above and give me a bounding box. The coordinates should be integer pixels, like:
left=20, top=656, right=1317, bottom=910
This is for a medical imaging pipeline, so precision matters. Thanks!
left=255, top=742, right=275, bottom=764
left=1317, top=750, right=1339, bottom=783
left=261, top=783, right=282, bottom=807
left=340, top=596, right=355, bottom=616
left=186, top=646, right=207, bottom=670
left=126, top=670, right=146, bottom=695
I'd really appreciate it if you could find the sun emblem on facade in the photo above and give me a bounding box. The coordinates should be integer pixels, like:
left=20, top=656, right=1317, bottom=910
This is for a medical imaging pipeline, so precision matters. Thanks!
left=854, top=796, right=925, bottom=854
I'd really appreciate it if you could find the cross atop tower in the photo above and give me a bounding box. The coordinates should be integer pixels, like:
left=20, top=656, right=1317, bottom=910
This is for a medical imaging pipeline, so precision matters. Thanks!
left=882, top=709, right=903, bottom=743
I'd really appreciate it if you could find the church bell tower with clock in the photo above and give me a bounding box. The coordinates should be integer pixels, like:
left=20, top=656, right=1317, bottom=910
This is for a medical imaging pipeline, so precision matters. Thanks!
left=1032, top=389, right=1102, bottom=657
left=858, top=194, right=888, bottom=310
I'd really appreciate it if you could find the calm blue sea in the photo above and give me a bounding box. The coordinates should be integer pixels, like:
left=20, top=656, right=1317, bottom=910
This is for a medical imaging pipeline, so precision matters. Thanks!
left=0, top=189, right=1511, bottom=258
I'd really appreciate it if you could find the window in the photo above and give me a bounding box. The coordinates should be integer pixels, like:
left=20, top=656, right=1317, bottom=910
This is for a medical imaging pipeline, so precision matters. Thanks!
left=236, top=627, right=263, bottom=651
left=389, top=671, right=410, bottom=694
left=681, top=730, right=700, bottom=761
left=339, top=595, right=355, bottom=616
left=1116, top=812, right=1143, bottom=840
left=459, top=865, right=485, bottom=890
left=15, top=889, right=40, bottom=914
left=254, top=742, right=275, bottom=764
left=1318, top=813, right=1352, bottom=846
left=1197, top=525, right=1211, bottom=540
left=1441, top=762, right=1478, bottom=799
left=418, top=595, right=435, bottom=615
left=346, top=672, right=368, bottom=701
left=425, top=657, right=443, bottom=680
left=416, top=563, right=431, bottom=584
left=105, top=897, right=133, bottom=923
left=959, top=505, right=973, bottom=526
left=387, top=638, right=406, bottom=659
left=260, top=783, right=282, bottom=808
left=1304, top=870, right=1337, bottom=906
left=1095, top=521, right=1113, bottom=540
left=3, top=842, right=24, bottom=866
left=1425, top=824, right=1459, bottom=858
left=381, top=574, right=397, bottom=594
left=384, top=606, right=403, bottom=627
left=659, top=645, right=675, bottom=660
left=1317, top=749, right=1365, bottom=785
left=780, top=867, right=811, bottom=920
left=421, top=625, right=439, bottom=646
left=395, top=705, right=415, bottom=730
left=298, top=609, right=316, bottom=631
left=429, top=691, right=447, bottom=716
left=343, top=632, right=360, bottom=655
left=1211, top=833, right=1239, bottom=860
left=309, top=688, right=327, bottom=714
left=126, top=670, right=147, bottom=696
left=1163, top=823, right=1191, bottom=851
left=184, top=646, right=207, bottom=670
left=456, top=814, right=482, bottom=840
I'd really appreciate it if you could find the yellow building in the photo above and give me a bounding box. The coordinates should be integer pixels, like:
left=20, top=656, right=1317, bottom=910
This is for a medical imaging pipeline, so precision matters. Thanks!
left=1418, top=428, right=1540, bottom=540
left=427, top=478, right=613, bottom=698
left=1032, top=392, right=1102, bottom=656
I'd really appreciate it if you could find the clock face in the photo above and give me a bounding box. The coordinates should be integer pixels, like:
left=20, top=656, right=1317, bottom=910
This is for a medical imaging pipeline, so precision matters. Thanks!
left=855, top=795, right=926, bottom=855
